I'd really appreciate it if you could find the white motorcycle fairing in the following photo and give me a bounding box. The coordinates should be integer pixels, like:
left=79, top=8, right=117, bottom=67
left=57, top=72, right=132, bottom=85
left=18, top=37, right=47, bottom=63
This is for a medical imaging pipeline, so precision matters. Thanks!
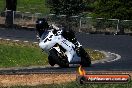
left=39, top=30, right=81, bottom=63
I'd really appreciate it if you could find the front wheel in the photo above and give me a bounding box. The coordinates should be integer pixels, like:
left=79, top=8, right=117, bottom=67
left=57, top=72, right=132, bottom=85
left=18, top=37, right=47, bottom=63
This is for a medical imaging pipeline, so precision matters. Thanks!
left=48, top=55, right=55, bottom=66
left=49, top=48, right=69, bottom=68
left=79, top=47, right=91, bottom=67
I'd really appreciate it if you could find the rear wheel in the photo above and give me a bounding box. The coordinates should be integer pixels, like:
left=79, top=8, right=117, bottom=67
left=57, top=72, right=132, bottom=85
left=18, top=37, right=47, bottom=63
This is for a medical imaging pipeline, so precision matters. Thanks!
left=49, top=48, right=69, bottom=68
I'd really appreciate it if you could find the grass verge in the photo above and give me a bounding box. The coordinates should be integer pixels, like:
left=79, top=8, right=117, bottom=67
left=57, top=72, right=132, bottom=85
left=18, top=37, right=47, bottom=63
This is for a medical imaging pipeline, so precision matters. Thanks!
left=11, top=81, right=132, bottom=88
left=17, top=0, right=50, bottom=14
left=0, top=0, right=5, bottom=12
left=0, top=0, right=50, bottom=14
left=0, top=39, right=104, bottom=68
left=0, top=40, right=48, bottom=68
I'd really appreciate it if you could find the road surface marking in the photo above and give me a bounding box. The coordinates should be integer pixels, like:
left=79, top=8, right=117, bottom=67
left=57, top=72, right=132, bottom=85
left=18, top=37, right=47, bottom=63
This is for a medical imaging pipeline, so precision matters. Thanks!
left=13, top=40, right=20, bottom=42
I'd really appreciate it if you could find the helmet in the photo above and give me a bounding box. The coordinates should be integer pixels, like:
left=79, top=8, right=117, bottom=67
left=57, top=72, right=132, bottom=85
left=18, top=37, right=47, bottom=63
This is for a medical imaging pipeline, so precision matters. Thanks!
left=36, top=18, right=49, bottom=30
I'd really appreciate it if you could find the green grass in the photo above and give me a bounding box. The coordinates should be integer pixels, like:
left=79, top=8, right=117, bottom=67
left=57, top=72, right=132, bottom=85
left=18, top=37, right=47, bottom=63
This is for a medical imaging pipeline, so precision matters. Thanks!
left=17, top=0, right=50, bottom=14
left=85, top=48, right=104, bottom=61
left=0, top=0, right=5, bottom=12
left=10, top=81, right=132, bottom=88
left=0, top=40, right=48, bottom=68
left=0, top=40, right=104, bottom=68
left=0, top=0, right=50, bottom=14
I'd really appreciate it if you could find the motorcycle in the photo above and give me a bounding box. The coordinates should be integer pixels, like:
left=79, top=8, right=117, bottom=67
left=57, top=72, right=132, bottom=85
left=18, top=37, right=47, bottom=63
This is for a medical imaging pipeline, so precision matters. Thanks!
left=38, top=24, right=91, bottom=68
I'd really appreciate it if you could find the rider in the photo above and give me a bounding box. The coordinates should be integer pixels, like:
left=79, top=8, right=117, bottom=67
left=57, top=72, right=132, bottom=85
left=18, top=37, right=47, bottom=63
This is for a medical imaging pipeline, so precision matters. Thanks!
left=36, top=18, right=80, bottom=49
left=36, top=18, right=49, bottom=40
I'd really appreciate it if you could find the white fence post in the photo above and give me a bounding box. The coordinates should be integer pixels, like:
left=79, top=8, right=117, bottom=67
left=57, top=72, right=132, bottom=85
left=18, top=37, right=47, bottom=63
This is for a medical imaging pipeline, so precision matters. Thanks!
left=79, top=17, right=82, bottom=32
left=117, top=19, right=120, bottom=33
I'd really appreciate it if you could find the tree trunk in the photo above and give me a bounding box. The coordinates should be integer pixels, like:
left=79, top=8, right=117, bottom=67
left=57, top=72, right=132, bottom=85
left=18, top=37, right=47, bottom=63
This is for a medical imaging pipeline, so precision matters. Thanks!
left=5, top=0, right=17, bottom=27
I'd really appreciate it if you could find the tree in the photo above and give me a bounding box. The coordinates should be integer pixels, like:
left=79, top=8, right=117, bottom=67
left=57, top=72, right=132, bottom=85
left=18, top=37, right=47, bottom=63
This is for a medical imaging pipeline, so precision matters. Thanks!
left=83, top=0, right=96, bottom=12
left=94, top=0, right=132, bottom=20
left=46, top=0, right=86, bottom=29
left=5, top=0, right=17, bottom=27
left=46, top=0, right=85, bottom=16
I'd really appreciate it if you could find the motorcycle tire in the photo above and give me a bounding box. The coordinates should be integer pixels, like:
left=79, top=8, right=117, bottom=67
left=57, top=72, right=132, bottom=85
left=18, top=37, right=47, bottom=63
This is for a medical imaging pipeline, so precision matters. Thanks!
left=77, top=76, right=87, bottom=84
left=79, top=47, right=91, bottom=67
left=48, top=55, right=55, bottom=66
left=49, top=48, right=69, bottom=68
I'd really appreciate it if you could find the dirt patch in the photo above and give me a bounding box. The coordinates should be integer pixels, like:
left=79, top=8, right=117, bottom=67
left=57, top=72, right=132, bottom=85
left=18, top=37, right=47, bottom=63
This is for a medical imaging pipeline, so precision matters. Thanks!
left=0, top=16, right=35, bottom=28
left=0, top=74, right=76, bottom=87
left=0, top=17, right=5, bottom=24
left=0, top=71, right=132, bottom=87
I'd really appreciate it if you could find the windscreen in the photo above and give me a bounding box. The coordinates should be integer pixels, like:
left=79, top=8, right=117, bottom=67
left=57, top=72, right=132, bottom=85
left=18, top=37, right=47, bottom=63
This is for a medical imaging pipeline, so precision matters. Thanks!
left=40, top=31, right=50, bottom=41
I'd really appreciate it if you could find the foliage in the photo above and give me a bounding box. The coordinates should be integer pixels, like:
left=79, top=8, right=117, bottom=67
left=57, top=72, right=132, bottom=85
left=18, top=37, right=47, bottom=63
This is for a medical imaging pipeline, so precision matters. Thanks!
left=94, top=0, right=132, bottom=20
left=46, top=0, right=85, bottom=16
left=0, top=0, right=5, bottom=12
left=1, top=0, right=132, bottom=20
left=120, top=20, right=132, bottom=31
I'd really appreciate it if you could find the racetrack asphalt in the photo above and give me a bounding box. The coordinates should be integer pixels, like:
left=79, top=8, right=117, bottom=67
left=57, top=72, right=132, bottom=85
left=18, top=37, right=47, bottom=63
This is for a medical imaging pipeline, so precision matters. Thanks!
left=0, top=28, right=132, bottom=72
